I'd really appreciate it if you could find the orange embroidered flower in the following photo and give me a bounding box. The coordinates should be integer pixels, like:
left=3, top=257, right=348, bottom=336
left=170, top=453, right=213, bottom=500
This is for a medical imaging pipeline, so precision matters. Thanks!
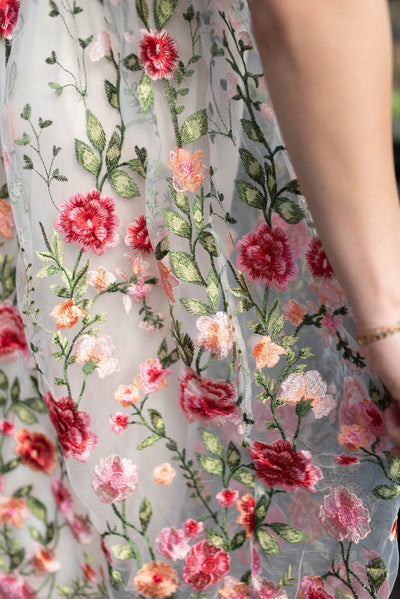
left=168, top=148, right=209, bottom=193
left=219, top=581, right=249, bottom=598
left=0, top=497, right=28, bottom=527
left=153, top=463, right=176, bottom=485
left=282, top=299, right=308, bottom=326
left=14, top=429, right=57, bottom=474
left=252, top=336, right=286, bottom=370
left=88, top=267, right=116, bottom=292
left=157, top=261, right=178, bottom=303
left=337, top=424, right=369, bottom=452
left=134, top=561, right=179, bottom=598
left=236, top=493, right=255, bottom=539
left=114, top=383, right=140, bottom=407
left=50, top=299, right=85, bottom=329
left=0, top=199, right=14, bottom=239
left=390, top=517, right=398, bottom=542
left=194, top=312, right=234, bottom=360
left=31, top=544, right=61, bottom=574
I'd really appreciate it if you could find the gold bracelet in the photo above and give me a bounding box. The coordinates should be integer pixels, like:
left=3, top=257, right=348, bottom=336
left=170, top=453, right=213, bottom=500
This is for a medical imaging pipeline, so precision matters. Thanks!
left=356, top=321, right=400, bottom=346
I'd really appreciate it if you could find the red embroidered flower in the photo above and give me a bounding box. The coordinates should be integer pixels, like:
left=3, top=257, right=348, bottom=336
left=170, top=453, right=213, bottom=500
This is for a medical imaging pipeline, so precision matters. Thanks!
left=305, top=237, right=334, bottom=280
left=216, top=488, right=239, bottom=507
left=139, top=28, right=179, bottom=80
left=182, top=519, right=204, bottom=539
left=51, top=479, right=73, bottom=514
left=248, top=439, right=323, bottom=492
left=14, top=429, right=57, bottom=474
left=299, top=576, right=334, bottom=599
left=55, top=190, right=121, bottom=255
left=236, top=493, right=255, bottom=539
left=125, top=216, right=153, bottom=253
left=334, top=454, right=360, bottom=466
left=236, top=223, right=298, bottom=291
left=0, top=0, right=20, bottom=40
left=182, top=540, right=230, bottom=591
left=319, top=486, right=371, bottom=543
left=0, top=573, right=36, bottom=599
left=0, top=303, right=28, bottom=358
left=179, top=368, right=240, bottom=426
left=44, top=392, right=98, bottom=462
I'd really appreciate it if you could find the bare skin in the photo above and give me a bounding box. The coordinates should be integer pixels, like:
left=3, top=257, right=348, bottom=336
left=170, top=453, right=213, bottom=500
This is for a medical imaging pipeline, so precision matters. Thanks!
left=248, top=0, right=400, bottom=453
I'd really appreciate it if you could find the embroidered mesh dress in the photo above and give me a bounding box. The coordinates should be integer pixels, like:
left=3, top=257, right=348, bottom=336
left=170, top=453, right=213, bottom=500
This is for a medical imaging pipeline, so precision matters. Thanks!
left=0, top=1, right=399, bottom=598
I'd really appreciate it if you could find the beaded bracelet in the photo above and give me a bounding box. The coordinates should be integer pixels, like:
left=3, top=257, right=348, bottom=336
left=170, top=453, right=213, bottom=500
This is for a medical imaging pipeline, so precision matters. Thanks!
left=356, top=321, right=400, bottom=346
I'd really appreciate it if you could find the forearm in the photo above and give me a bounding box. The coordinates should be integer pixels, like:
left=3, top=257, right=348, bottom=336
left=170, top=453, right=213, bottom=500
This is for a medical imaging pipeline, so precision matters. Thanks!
left=250, top=0, right=400, bottom=328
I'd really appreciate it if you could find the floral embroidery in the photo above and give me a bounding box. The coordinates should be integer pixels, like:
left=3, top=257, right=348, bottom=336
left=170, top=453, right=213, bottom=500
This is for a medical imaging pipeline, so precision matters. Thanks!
left=306, top=237, right=334, bottom=280
left=0, top=0, right=20, bottom=40
left=236, top=493, right=255, bottom=539
left=13, top=428, right=57, bottom=474
left=125, top=215, right=153, bottom=253
left=139, top=28, right=179, bottom=80
left=134, top=561, right=179, bottom=598
left=194, top=311, right=234, bottom=360
left=0, top=303, right=28, bottom=358
left=0, top=198, right=14, bottom=238
left=319, top=486, right=371, bottom=543
left=182, top=540, right=230, bottom=591
left=252, top=335, right=286, bottom=369
left=50, top=299, right=86, bottom=329
left=92, top=454, right=139, bottom=503
left=168, top=148, right=209, bottom=192
left=153, top=462, right=176, bottom=484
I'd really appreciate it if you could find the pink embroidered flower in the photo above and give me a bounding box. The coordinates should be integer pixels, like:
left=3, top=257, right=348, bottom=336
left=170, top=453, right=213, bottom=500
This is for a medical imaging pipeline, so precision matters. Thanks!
left=30, top=544, right=61, bottom=575
left=139, top=28, right=179, bottom=80
left=182, top=519, right=204, bottom=539
left=194, top=312, right=234, bottom=360
left=81, top=562, right=97, bottom=584
left=259, top=101, right=275, bottom=124
left=157, top=260, right=179, bottom=303
left=134, top=561, right=179, bottom=599
left=65, top=513, right=93, bottom=544
left=2, top=145, right=10, bottom=170
left=73, top=334, right=119, bottom=378
left=153, top=463, right=176, bottom=485
left=14, top=429, right=57, bottom=474
left=168, top=148, right=209, bottom=193
left=137, top=358, right=172, bottom=394
left=109, top=412, right=129, bottom=434
left=55, top=190, right=121, bottom=255
left=114, top=383, right=140, bottom=406
left=236, top=493, right=255, bottom=539
left=271, top=212, right=309, bottom=259
left=88, top=267, right=116, bottom=291
left=125, top=216, right=153, bottom=253
left=0, top=573, right=36, bottom=599
left=236, top=223, right=298, bottom=291
left=219, top=579, right=249, bottom=598
left=306, top=237, right=334, bottom=280
left=0, top=497, right=28, bottom=528
left=88, top=31, right=111, bottom=61
left=282, top=299, right=308, bottom=326
left=334, top=454, right=360, bottom=466
left=279, top=371, right=336, bottom=419
left=183, top=540, right=230, bottom=591
left=288, top=489, right=325, bottom=543
left=249, top=439, right=323, bottom=492
left=45, top=392, right=98, bottom=462
left=0, top=199, right=14, bottom=238
left=92, top=455, right=139, bottom=503
left=0, top=419, right=15, bottom=436
left=50, top=299, right=86, bottom=329
left=0, top=303, right=28, bottom=358
left=156, top=527, right=190, bottom=561
left=252, top=336, right=286, bottom=370
left=249, top=576, right=288, bottom=599
left=0, top=0, right=20, bottom=40
left=319, top=486, right=371, bottom=543
left=51, top=479, right=73, bottom=513
left=179, top=368, right=240, bottom=425
left=299, top=576, right=334, bottom=599
left=216, top=488, right=239, bottom=507
left=339, top=376, right=369, bottom=426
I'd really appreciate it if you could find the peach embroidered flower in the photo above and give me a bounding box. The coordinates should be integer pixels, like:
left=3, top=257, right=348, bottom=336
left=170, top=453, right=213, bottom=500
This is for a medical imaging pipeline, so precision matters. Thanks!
left=236, top=493, right=255, bottom=539
left=73, top=334, right=119, bottom=378
left=337, top=424, right=369, bottom=452
left=157, top=261, right=178, bottom=303
left=88, top=267, right=116, bottom=291
left=153, top=463, right=176, bottom=485
left=390, top=517, right=398, bottom=542
left=0, top=497, right=28, bottom=527
left=30, top=544, right=61, bottom=575
left=252, top=336, right=286, bottom=370
left=219, top=579, right=249, bottom=598
left=168, top=148, right=209, bottom=193
left=81, top=562, right=97, bottom=583
left=194, top=312, right=234, bottom=360
left=0, top=199, right=14, bottom=238
left=134, top=561, right=179, bottom=598
left=279, top=371, right=336, bottom=419
left=114, top=383, right=140, bottom=406
left=50, top=299, right=85, bottom=329
left=282, top=299, right=308, bottom=326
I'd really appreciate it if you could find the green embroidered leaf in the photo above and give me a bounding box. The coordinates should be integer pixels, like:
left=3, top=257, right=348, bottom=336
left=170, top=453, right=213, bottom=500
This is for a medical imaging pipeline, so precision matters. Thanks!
left=196, top=453, right=223, bottom=477
left=236, top=299, right=253, bottom=314
left=23, top=154, right=34, bottom=170
left=370, top=382, right=391, bottom=410
left=111, top=544, right=135, bottom=560
left=106, top=131, right=122, bottom=170
left=199, top=231, right=218, bottom=256
left=24, top=396, right=48, bottom=413
left=205, top=526, right=228, bottom=550
left=129, top=158, right=146, bottom=178
left=38, top=117, right=53, bottom=129
left=231, top=531, right=246, bottom=550
left=139, top=497, right=152, bottom=532
left=122, top=53, right=141, bottom=71
left=110, top=568, right=125, bottom=587
left=49, top=0, right=59, bottom=16
left=372, top=484, right=400, bottom=499
left=274, top=198, right=304, bottom=224
left=2, top=458, right=19, bottom=474
left=13, top=404, right=37, bottom=425
left=257, top=529, right=281, bottom=555
left=239, top=148, right=265, bottom=185
left=136, top=0, right=149, bottom=26
left=46, top=522, right=55, bottom=543
left=29, top=526, right=45, bottom=544
left=138, top=72, right=154, bottom=113
left=200, top=428, right=224, bottom=457
left=15, top=132, right=30, bottom=145
left=0, top=370, right=8, bottom=390
left=155, top=0, right=178, bottom=29
left=227, top=442, right=241, bottom=471
left=137, top=434, right=161, bottom=450
left=206, top=270, right=219, bottom=311
left=27, top=496, right=47, bottom=522
left=48, top=81, right=63, bottom=96
left=254, top=496, right=268, bottom=527
left=269, top=523, right=308, bottom=543
left=149, top=409, right=165, bottom=435
left=180, top=109, right=208, bottom=144
left=105, top=80, right=119, bottom=109
left=335, top=592, right=355, bottom=599
left=37, top=264, right=61, bottom=278
left=170, top=251, right=203, bottom=284
left=388, top=455, right=400, bottom=482
left=232, top=468, right=255, bottom=488
left=168, top=180, right=189, bottom=215
left=86, top=109, right=106, bottom=153
left=10, top=548, right=25, bottom=570
left=192, top=200, right=203, bottom=230
left=13, top=484, right=33, bottom=497
left=241, top=118, right=262, bottom=142
left=108, top=170, right=140, bottom=199
left=75, top=139, right=100, bottom=176
left=155, top=236, right=170, bottom=260
left=20, top=104, right=31, bottom=120
left=162, top=209, right=190, bottom=238
left=366, top=557, right=388, bottom=593
left=0, top=557, right=7, bottom=571
left=235, top=180, right=264, bottom=209
left=180, top=297, right=212, bottom=316
left=181, top=333, right=194, bottom=366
